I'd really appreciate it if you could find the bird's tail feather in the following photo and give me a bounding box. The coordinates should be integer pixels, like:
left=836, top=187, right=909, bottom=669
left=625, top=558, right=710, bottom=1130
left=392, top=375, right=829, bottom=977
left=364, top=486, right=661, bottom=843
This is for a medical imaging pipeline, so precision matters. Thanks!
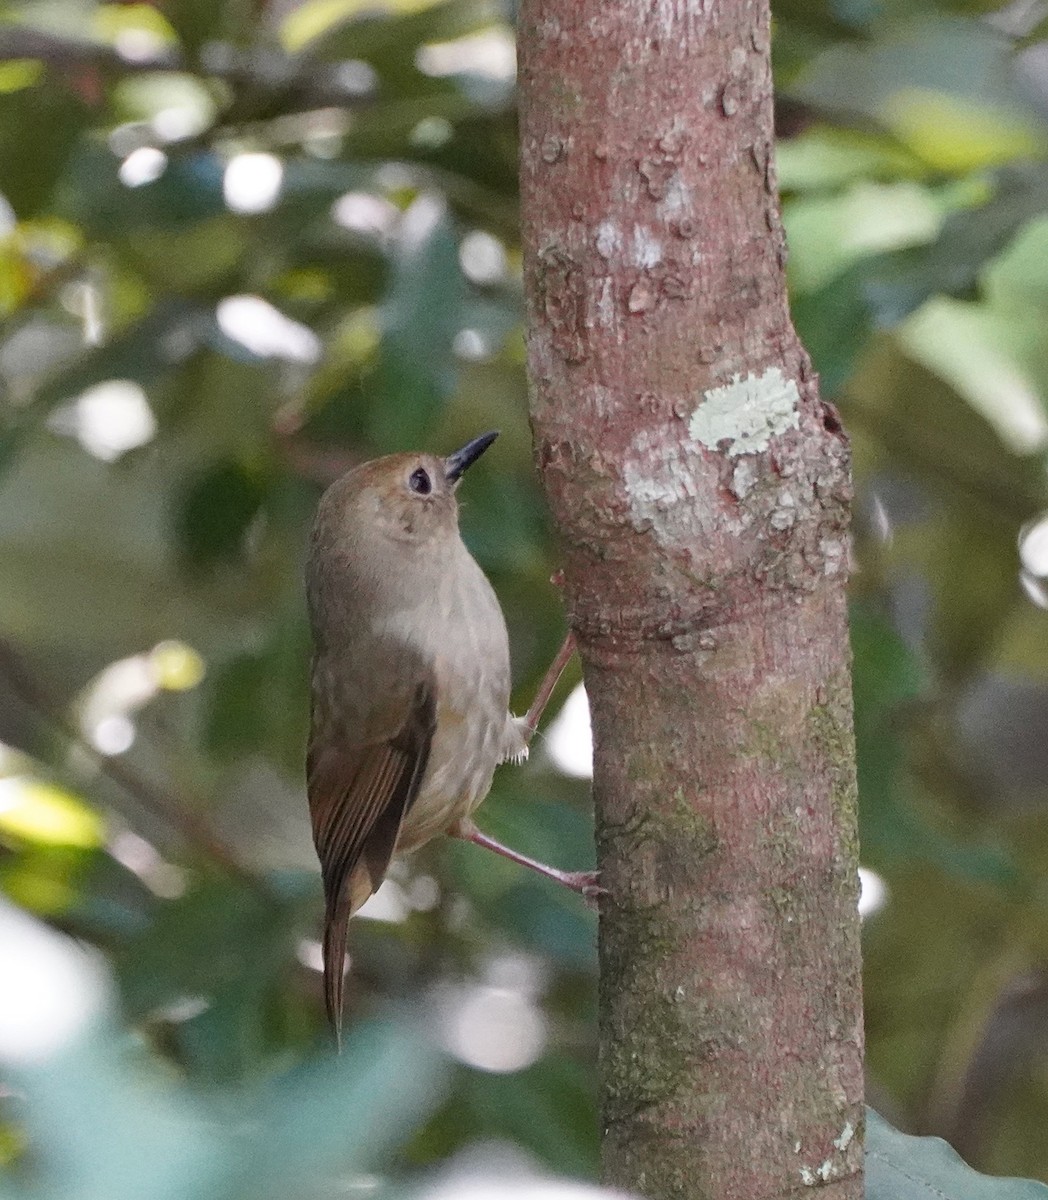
left=323, top=890, right=353, bottom=1051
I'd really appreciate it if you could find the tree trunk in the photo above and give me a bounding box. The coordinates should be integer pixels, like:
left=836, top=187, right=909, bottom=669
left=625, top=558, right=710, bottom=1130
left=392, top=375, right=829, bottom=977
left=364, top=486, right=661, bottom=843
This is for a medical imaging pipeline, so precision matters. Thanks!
left=517, top=2, right=865, bottom=1198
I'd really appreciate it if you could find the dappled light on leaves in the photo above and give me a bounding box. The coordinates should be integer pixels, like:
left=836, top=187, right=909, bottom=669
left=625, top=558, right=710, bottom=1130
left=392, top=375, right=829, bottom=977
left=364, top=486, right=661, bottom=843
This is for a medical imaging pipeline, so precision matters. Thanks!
left=452, top=327, right=490, bottom=360
left=357, top=877, right=412, bottom=923
left=215, top=295, right=322, bottom=362
left=109, top=830, right=187, bottom=898
left=223, top=153, right=285, bottom=215
left=49, top=380, right=157, bottom=460
left=432, top=954, right=550, bottom=1074
left=77, top=641, right=205, bottom=756
left=119, top=145, right=168, bottom=188
left=419, top=1149, right=638, bottom=1200
left=0, top=900, right=110, bottom=1065
left=0, top=776, right=104, bottom=848
left=435, top=982, right=548, bottom=1073
left=546, top=684, right=594, bottom=780
left=460, top=229, right=508, bottom=285
left=416, top=28, right=517, bottom=83
left=332, top=191, right=399, bottom=236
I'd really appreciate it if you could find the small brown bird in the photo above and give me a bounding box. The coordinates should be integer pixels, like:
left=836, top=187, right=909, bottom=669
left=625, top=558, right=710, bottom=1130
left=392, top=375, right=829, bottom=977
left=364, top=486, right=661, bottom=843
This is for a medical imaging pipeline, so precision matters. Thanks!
left=306, top=431, right=596, bottom=1040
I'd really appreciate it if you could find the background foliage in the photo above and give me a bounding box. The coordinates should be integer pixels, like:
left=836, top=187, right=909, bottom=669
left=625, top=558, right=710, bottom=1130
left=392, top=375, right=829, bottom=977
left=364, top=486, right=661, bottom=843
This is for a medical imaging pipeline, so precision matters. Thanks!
left=1, top=0, right=1047, bottom=1192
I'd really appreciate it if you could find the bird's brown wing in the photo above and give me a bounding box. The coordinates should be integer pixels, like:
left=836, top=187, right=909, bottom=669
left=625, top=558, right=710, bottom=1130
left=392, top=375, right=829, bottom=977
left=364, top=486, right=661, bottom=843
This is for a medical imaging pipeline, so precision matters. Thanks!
left=307, top=679, right=436, bottom=1043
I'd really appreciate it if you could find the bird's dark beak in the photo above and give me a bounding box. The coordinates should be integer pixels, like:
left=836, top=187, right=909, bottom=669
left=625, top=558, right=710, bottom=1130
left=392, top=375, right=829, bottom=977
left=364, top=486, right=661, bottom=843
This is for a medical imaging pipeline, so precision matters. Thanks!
left=444, top=430, right=499, bottom=482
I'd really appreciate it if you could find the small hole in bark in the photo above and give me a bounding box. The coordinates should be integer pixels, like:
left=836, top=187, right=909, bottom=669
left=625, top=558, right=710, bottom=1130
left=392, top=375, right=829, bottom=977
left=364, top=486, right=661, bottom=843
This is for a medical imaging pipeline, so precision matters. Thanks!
left=821, top=401, right=843, bottom=435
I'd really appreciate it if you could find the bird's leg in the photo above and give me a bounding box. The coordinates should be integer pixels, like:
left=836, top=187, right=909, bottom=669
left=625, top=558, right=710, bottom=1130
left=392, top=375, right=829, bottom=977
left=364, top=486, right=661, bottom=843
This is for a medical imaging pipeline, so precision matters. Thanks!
left=448, top=818, right=602, bottom=901
left=520, top=631, right=576, bottom=743
left=467, top=631, right=601, bottom=901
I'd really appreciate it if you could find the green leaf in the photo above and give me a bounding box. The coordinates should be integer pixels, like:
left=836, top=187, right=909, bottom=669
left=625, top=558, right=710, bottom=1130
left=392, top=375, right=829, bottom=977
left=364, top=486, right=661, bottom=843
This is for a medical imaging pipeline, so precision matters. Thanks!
left=778, top=126, right=927, bottom=192
left=0, top=80, right=89, bottom=217
left=116, top=875, right=300, bottom=1079
left=785, top=180, right=960, bottom=295
left=61, top=143, right=227, bottom=236
left=292, top=0, right=499, bottom=64
left=366, top=196, right=466, bottom=447
left=243, top=1020, right=447, bottom=1197
left=15, top=300, right=200, bottom=427
left=174, top=460, right=268, bottom=571
left=790, top=265, right=873, bottom=396
left=790, top=18, right=1047, bottom=171
left=867, top=1108, right=1048, bottom=1200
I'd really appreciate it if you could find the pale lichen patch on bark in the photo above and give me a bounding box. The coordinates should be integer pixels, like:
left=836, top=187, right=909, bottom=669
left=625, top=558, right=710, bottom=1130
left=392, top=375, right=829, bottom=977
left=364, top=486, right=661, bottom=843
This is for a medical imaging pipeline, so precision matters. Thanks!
left=730, top=458, right=758, bottom=500
left=632, top=224, right=663, bottom=267
left=657, top=173, right=692, bottom=219
left=596, top=220, right=622, bottom=259
left=652, top=0, right=711, bottom=39
left=622, top=433, right=713, bottom=541
left=689, top=367, right=800, bottom=457
left=834, top=1121, right=856, bottom=1152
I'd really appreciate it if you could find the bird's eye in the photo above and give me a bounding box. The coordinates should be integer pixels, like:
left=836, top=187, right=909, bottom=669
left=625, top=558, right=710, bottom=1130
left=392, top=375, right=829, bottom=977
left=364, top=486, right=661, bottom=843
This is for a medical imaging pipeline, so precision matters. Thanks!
left=408, top=467, right=432, bottom=495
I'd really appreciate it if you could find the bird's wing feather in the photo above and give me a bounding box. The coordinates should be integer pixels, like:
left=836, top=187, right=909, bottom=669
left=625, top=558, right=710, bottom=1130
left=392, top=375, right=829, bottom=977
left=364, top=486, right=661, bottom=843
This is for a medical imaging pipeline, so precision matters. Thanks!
left=307, top=677, right=436, bottom=1043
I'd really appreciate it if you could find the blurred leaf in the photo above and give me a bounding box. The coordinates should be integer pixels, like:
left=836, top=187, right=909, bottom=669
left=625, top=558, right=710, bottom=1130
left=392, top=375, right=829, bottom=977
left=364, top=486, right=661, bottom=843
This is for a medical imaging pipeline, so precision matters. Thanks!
left=93, top=3, right=179, bottom=47
left=61, top=144, right=227, bottom=236
left=14, top=300, right=199, bottom=427
left=790, top=263, right=873, bottom=396
left=0, top=776, right=103, bottom=848
left=116, top=875, right=299, bottom=1078
left=883, top=88, right=1046, bottom=173
left=791, top=18, right=1046, bottom=170
left=160, top=0, right=234, bottom=52
left=867, top=1108, right=1048, bottom=1200
left=245, top=1020, right=447, bottom=1199
left=847, top=168, right=1048, bottom=324
left=1, top=845, right=91, bottom=916
left=419, top=1056, right=598, bottom=1176
left=367, top=195, right=466, bottom=447
left=294, top=0, right=499, bottom=64
left=785, top=179, right=974, bottom=294
left=0, top=79, right=89, bottom=217
left=6, top=898, right=445, bottom=1200
left=205, top=622, right=311, bottom=773
left=174, top=460, right=268, bottom=571
left=899, top=299, right=1048, bottom=457
left=778, top=126, right=926, bottom=191
left=851, top=603, right=923, bottom=865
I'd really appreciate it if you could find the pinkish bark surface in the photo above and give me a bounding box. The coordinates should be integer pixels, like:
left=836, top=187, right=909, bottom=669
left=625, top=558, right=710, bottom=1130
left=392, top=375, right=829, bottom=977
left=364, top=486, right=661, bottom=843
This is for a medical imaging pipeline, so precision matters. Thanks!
left=517, top=2, right=865, bottom=1198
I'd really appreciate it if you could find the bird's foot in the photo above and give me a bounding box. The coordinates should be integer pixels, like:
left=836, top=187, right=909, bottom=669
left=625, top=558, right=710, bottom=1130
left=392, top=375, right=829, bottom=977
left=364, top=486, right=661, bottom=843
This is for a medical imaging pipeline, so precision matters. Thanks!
left=561, top=869, right=605, bottom=908
left=450, top=820, right=603, bottom=905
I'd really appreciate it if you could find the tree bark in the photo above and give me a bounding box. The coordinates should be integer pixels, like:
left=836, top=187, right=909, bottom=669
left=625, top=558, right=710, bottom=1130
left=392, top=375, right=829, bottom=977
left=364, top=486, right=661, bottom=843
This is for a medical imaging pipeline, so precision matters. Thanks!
left=517, top=3, right=865, bottom=1199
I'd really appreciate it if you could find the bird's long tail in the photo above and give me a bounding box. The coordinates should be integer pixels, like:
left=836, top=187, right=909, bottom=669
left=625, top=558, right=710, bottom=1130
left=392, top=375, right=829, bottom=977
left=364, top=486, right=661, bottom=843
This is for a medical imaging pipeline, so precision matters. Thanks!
left=323, top=890, right=353, bottom=1051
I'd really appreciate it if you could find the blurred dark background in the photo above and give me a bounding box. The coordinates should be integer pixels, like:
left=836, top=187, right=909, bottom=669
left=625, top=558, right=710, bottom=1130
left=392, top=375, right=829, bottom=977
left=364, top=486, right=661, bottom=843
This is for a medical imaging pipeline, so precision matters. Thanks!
left=1, top=0, right=1047, bottom=1193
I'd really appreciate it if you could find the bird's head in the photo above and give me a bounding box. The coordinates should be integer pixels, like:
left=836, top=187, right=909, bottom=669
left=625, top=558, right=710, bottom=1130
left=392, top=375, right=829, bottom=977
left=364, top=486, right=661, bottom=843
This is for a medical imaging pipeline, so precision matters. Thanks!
left=317, top=430, right=499, bottom=550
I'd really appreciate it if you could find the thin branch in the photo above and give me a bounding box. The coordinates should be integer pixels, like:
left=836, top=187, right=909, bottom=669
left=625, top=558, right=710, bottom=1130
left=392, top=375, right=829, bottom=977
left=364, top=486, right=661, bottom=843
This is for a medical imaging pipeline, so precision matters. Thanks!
left=845, top=401, right=1044, bottom=523
left=0, top=26, right=376, bottom=112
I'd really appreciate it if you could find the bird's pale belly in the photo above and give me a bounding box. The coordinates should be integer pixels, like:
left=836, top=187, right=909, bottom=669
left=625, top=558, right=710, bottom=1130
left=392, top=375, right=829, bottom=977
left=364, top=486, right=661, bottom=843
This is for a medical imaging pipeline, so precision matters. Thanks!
left=395, top=703, right=505, bottom=850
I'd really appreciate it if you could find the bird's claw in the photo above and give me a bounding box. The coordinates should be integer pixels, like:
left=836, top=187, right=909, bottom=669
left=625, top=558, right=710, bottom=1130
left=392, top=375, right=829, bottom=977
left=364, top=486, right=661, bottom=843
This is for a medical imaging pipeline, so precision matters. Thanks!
left=564, top=869, right=605, bottom=908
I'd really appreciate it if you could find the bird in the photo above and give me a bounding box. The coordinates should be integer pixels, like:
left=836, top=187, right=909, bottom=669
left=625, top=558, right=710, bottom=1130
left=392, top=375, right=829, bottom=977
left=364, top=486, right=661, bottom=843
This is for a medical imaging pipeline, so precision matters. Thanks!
left=305, top=431, right=597, bottom=1042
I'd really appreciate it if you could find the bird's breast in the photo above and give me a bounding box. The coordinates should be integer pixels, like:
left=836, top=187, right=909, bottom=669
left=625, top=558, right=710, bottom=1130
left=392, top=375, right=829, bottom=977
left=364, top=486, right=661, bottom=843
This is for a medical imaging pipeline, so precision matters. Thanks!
left=396, top=555, right=514, bottom=849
